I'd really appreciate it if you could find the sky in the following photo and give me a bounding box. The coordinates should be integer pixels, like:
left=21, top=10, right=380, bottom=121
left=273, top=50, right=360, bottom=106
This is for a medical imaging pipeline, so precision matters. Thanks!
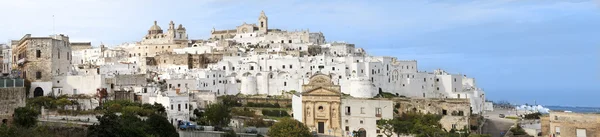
left=0, top=0, right=599, bottom=107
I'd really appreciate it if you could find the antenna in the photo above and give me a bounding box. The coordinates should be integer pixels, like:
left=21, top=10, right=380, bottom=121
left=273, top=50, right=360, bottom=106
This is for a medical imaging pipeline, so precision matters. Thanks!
left=52, top=15, right=55, bottom=35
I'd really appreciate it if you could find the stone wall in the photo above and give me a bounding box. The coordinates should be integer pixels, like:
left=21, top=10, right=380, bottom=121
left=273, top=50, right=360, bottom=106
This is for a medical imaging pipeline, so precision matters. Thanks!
left=240, top=97, right=292, bottom=107
left=0, top=87, right=26, bottom=125
left=391, top=97, right=471, bottom=131
left=549, top=111, right=600, bottom=137
left=153, top=53, right=223, bottom=69
left=105, top=74, right=147, bottom=88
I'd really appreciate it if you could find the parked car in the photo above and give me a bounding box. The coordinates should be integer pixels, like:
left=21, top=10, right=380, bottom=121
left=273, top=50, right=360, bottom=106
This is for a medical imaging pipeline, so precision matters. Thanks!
left=245, top=127, right=258, bottom=133
left=499, top=114, right=505, bottom=118
left=179, top=122, right=198, bottom=130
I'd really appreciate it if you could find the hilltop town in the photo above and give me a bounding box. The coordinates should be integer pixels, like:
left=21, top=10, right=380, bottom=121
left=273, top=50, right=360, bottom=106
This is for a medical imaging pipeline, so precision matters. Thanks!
left=0, top=11, right=493, bottom=137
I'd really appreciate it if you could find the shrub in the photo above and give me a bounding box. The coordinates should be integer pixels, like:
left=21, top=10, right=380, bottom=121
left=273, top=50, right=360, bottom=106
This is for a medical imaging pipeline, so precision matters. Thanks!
left=262, top=110, right=289, bottom=117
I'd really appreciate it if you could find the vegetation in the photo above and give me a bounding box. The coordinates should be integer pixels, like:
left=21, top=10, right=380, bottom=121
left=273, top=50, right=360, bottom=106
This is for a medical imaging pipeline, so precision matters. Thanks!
left=231, top=107, right=256, bottom=117
left=505, top=116, right=520, bottom=120
left=0, top=106, right=65, bottom=137
left=203, top=103, right=231, bottom=126
left=523, top=112, right=541, bottom=119
left=261, top=110, right=289, bottom=117
left=219, top=95, right=242, bottom=107
left=246, top=102, right=285, bottom=108
left=376, top=91, right=398, bottom=98
left=376, top=112, right=473, bottom=137
left=88, top=112, right=178, bottom=137
left=268, top=117, right=312, bottom=137
left=244, top=116, right=274, bottom=127
left=95, top=100, right=166, bottom=116
left=13, top=107, right=40, bottom=128
left=468, top=134, right=492, bottom=137
left=307, top=46, right=322, bottom=56
left=376, top=119, right=394, bottom=137
left=509, top=124, right=528, bottom=136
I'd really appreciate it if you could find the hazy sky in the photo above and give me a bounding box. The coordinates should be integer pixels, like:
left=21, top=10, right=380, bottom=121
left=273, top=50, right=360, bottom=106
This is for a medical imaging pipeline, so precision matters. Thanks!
left=1, top=0, right=599, bottom=107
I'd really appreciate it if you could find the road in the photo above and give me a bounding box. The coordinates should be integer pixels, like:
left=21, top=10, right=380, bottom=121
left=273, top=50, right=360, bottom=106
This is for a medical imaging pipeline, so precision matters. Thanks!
left=482, top=108, right=517, bottom=137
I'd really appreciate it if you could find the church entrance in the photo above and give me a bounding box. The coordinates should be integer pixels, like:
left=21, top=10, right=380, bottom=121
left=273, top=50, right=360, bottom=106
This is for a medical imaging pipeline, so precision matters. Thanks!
left=318, top=122, right=324, bottom=133
left=33, top=87, right=44, bottom=97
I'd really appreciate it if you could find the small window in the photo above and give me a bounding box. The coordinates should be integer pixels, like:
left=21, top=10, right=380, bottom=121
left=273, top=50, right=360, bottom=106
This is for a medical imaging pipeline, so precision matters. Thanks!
left=250, top=66, right=254, bottom=70
left=35, top=71, right=42, bottom=80
left=282, top=65, right=285, bottom=69
left=284, top=82, right=287, bottom=86
left=289, top=65, right=292, bottom=69
left=360, top=107, right=365, bottom=114
left=360, top=120, right=363, bottom=124
left=436, top=78, right=439, bottom=82
left=178, top=104, right=181, bottom=111
left=345, top=106, right=351, bottom=115
left=345, top=126, right=349, bottom=131
left=318, top=106, right=323, bottom=111
left=555, top=127, right=561, bottom=135
left=171, top=105, right=173, bottom=110
left=332, top=67, right=335, bottom=71
left=36, top=50, right=41, bottom=58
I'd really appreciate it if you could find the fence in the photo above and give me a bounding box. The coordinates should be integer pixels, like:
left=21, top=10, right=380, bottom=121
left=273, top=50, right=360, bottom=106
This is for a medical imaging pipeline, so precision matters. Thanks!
left=0, top=78, right=24, bottom=88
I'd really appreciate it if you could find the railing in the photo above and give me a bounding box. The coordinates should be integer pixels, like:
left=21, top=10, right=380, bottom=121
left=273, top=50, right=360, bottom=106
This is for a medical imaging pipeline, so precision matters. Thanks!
left=375, top=114, right=381, bottom=117
left=0, top=78, right=25, bottom=88
left=345, top=112, right=351, bottom=116
left=17, top=58, right=26, bottom=65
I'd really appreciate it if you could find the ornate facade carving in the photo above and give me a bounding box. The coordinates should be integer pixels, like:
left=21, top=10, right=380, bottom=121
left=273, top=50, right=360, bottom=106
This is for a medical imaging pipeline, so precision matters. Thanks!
left=301, top=73, right=342, bottom=136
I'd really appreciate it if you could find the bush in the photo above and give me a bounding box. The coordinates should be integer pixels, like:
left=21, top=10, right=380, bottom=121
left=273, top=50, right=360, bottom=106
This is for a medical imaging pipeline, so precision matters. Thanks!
left=262, top=110, right=289, bottom=117
left=245, top=102, right=282, bottom=108
left=510, top=124, right=528, bottom=135
left=232, top=108, right=255, bottom=117
left=523, top=112, right=541, bottom=119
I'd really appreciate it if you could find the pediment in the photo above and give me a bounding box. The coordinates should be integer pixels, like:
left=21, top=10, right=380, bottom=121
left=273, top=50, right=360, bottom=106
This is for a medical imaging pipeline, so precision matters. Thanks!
left=302, top=87, right=340, bottom=96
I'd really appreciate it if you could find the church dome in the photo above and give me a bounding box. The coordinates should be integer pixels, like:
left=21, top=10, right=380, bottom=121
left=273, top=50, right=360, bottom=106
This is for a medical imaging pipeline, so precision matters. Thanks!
left=149, top=21, right=162, bottom=30
left=148, top=21, right=163, bottom=34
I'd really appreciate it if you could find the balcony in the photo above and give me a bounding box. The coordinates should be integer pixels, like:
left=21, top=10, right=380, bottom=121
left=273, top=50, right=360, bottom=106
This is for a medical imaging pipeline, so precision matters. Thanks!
left=345, top=112, right=351, bottom=116
left=375, top=114, right=381, bottom=117
left=17, top=58, right=27, bottom=65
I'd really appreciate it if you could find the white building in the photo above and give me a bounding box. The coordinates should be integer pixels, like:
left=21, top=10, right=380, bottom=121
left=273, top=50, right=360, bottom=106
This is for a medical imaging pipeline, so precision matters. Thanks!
left=340, top=99, right=395, bottom=137
left=148, top=90, right=190, bottom=126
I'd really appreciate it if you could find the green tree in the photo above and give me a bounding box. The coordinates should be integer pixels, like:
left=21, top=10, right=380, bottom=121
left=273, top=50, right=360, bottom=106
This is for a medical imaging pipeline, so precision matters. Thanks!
left=468, top=134, right=492, bottom=137
left=219, top=95, right=241, bottom=107
left=145, top=114, right=178, bottom=137
left=204, top=103, right=231, bottom=126
left=88, top=112, right=126, bottom=137
left=267, top=117, right=311, bottom=137
left=53, top=98, right=73, bottom=110
left=376, top=119, right=394, bottom=137
left=13, top=107, right=40, bottom=128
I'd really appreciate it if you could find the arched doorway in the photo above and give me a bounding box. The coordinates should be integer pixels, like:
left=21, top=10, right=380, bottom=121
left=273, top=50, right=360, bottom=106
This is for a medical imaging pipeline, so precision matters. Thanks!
left=357, top=128, right=366, bottom=137
left=33, top=87, right=44, bottom=97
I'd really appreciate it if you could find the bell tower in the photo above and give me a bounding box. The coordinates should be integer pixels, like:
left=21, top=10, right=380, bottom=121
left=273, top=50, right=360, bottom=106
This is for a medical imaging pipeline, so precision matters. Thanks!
left=258, top=10, right=268, bottom=34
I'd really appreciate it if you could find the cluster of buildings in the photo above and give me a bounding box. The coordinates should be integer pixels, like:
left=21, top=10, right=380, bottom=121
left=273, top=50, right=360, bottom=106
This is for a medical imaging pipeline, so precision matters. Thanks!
left=0, top=11, right=487, bottom=136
